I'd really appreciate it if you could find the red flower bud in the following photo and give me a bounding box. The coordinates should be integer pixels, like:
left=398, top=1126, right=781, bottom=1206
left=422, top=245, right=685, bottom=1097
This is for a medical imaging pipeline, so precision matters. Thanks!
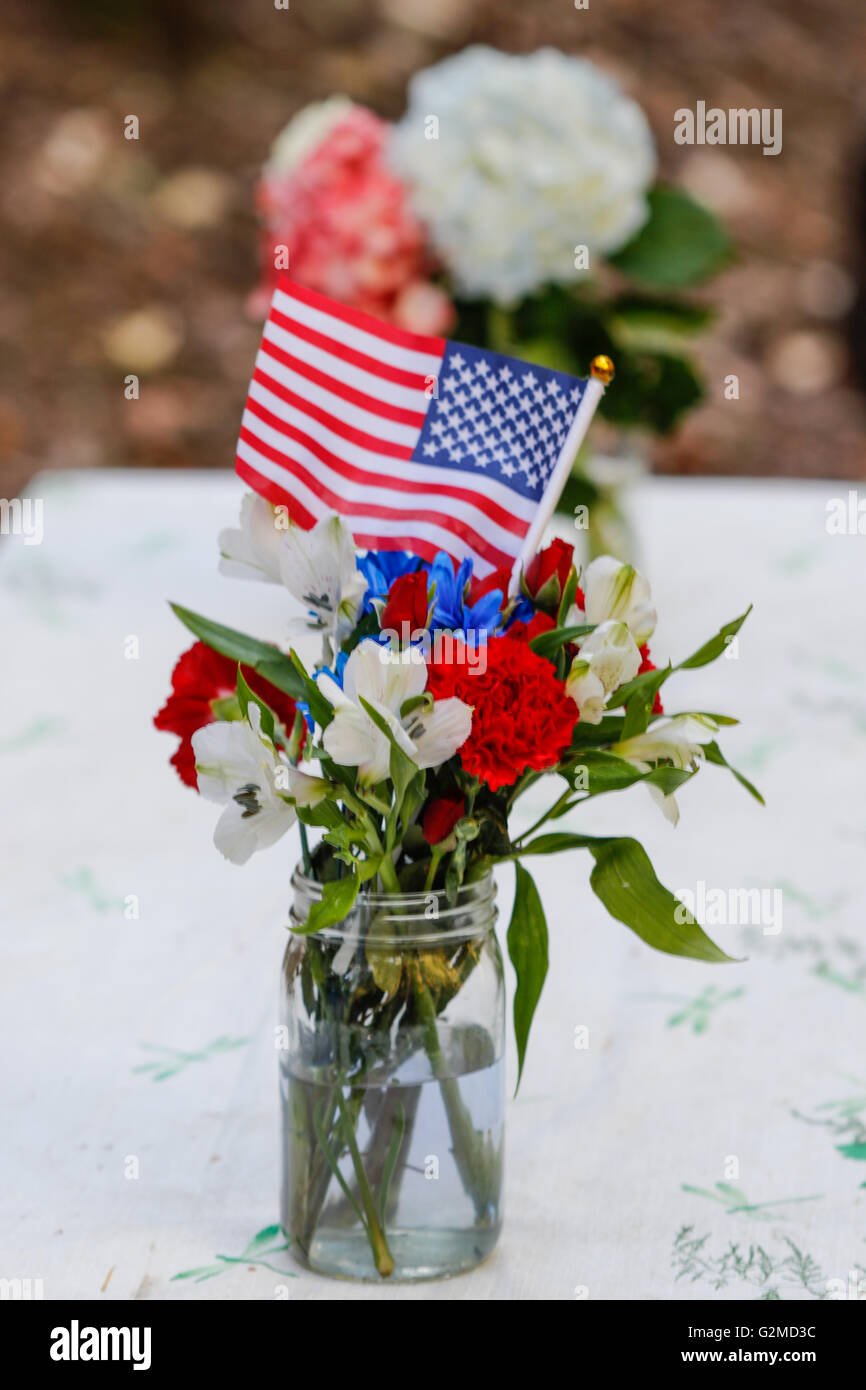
left=524, top=538, right=575, bottom=609
left=422, top=791, right=466, bottom=846
left=381, top=571, right=429, bottom=638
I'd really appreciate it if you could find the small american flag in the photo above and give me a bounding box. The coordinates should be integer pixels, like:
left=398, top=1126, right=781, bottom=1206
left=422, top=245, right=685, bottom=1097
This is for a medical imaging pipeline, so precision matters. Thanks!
left=236, top=278, right=600, bottom=578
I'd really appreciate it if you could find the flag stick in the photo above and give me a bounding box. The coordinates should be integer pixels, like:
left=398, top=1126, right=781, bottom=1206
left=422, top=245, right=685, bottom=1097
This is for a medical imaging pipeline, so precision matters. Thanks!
left=507, top=357, right=613, bottom=597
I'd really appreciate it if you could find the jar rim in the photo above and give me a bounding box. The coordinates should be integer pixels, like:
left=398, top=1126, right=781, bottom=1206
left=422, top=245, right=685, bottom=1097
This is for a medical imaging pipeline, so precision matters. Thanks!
left=289, top=863, right=497, bottom=943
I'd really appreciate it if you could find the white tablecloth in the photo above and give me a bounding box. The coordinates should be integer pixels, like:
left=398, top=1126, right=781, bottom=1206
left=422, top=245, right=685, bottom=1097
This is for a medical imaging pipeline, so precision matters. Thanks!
left=2, top=469, right=864, bottom=1301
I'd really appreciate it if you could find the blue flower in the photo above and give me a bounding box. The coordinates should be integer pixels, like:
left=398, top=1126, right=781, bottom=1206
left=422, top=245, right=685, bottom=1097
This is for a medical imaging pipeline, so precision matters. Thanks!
left=319, top=650, right=348, bottom=687
left=357, top=550, right=421, bottom=613
left=424, top=551, right=504, bottom=640
left=504, top=593, right=534, bottom=626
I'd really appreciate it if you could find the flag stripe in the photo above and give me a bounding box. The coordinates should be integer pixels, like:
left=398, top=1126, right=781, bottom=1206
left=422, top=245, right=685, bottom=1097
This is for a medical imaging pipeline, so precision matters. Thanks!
left=268, top=306, right=432, bottom=396
left=260, top=320, right=429, bottom=424
left=238, top=423, right=524, bottom=562
left=242, top=389, right=535, bottom=527
left=273, top=284, right=444, bottom=377
left=236, top=433, right=518, bottom=570
left=252, top=365, right=415, bottom=458
left=253, top=351, right=422, bottom=448
left=236, top=455, right=498, bottom=576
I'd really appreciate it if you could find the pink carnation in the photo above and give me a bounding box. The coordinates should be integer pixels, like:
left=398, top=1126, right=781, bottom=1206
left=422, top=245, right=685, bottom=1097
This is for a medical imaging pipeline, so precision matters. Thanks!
left=249, top=105, right=454, bottom=336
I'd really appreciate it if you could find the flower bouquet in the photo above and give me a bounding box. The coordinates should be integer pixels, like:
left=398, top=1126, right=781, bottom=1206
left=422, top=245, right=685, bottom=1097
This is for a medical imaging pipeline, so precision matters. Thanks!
left=249, top=46, right=731, bottom=446
left=156, top=499, right=759, bottom=1280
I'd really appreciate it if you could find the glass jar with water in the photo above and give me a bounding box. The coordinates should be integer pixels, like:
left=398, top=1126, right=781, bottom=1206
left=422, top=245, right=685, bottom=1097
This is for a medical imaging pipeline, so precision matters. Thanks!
left=279, top=867, right=504, bottom=1280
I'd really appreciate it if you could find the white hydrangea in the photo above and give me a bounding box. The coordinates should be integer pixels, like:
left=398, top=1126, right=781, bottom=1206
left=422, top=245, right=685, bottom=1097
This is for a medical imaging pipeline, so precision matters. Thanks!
left=388, top=46, right=656, bottom=305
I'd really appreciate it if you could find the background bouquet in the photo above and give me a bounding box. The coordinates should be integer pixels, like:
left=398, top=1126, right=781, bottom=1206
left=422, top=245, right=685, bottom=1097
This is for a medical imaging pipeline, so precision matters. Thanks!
left=249, top=46, right=731, bottom=444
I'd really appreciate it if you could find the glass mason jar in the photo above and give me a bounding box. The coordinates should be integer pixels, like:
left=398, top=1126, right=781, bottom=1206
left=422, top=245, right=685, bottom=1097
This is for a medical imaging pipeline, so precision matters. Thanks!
left=279, top=866, right=505, bottom=1281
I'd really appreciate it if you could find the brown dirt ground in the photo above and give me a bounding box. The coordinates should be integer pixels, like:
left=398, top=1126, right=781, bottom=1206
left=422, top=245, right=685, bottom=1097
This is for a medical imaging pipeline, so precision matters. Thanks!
left=1, top=0, right=864, bottom=501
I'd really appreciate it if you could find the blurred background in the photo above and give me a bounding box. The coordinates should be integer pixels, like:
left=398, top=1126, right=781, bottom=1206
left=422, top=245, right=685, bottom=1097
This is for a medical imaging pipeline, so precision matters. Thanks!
left=1, top=0, right=864, bottom=503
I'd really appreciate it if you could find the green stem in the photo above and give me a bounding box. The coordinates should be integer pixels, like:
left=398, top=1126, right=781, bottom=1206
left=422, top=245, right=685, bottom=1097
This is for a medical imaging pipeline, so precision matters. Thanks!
left=423, top=850, right=443, bottom=893
left=410, top=960, right=498, bottom=1223
left=298, top=823, right=312, bottom=876
left=336, top=1089, right=395, bottom=1278
left=376, top=851, right=401, bottom=895
left=506, top=769, right=542, bottom=811
left=514, top=787, right=575, bottom=845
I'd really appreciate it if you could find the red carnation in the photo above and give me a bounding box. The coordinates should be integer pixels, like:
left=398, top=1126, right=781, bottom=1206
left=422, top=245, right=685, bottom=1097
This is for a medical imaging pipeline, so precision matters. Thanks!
left=154, top=641, right=299, bottom=789
left=638, top=644, right=664, bottom=716
left=422, top=791, right=466, bottom=846
left=524, top=538, right=575, bottom=609
left=426, top=635, right=578, bottom=792
left=508, top=611, right=556, bottom=646
left=381, top=571, right=429, bottom=637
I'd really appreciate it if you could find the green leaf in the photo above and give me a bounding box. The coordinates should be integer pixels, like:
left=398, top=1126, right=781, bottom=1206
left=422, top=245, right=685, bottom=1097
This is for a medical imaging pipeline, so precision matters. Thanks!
left=610, top=664, right=672, bottom=739
left=292, top=871, right=361, bottom=935
left=235, top=667, right=276, bottom=745
left=588, top=837, right=735, bottom=963
left=561, top=749, right=694, bottom=800
left=603, top=610, right=752, bottom=735
left=514, top=833, right=735, bottom=963
left=288, top=649, right=333, bottom=729
left=517, top=831, right=601, bottom=856
left=609, top=186, right=732, bottom=289
left=557, top=566, right=579, bottom=627
left=678, top=607, right=752, bottom=669
left=598, top=349, right=704, bottom=435
left=664, top=711, right=740, bottom=727
left=570, top=713, right=627, bottom=747
left=609, top=293, right=714, bottom=347
left=507, top=862, right=549, bottom=1093
left=301, top=800, right=352, bottom=833
left=529, top=623, right=594, bottom=660
left=357, top=695, right=421, bottom=846
left=170, top=603, right=305, bottom=700
left=703, top=741, right=765, bottom=805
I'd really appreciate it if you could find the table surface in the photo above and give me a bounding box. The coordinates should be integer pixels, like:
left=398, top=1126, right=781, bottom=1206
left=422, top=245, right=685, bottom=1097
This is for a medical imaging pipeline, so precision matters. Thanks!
left=2, top=469, right=865, bottom=1302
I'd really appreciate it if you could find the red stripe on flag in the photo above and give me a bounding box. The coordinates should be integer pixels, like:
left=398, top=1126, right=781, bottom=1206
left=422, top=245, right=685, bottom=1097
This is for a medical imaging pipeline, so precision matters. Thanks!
left=235, top=461, right=318, bottom=529
left=258, top=334, right=428, bottom=429
left=242, top=398, right=528, bottom=539
left=252, top=366, right=414, bottom=460
left=236, top=428, right=517, bottom=571
left=269, top=305, right=435, bottom=393
left=278, top=276, right=446, bottom=357
left=236, top=458, right=470, bottom=571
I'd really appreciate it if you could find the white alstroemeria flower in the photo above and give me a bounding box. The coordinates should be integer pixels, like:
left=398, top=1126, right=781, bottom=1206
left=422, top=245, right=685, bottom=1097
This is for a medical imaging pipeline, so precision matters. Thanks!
left=568, top=555, right=657, bottom=646
left=317, top=638, right=472, bottom=788
left=218, top=493, right=285, bottom=584
left=279, top=513, right=368, bottom=646
left=566, top=619, right=642, bottom=724
left=193, top=704, right=329, bottom=864
left=565, top=661, right=606, bottom=725
left=611, top=715, right=717, bottom=826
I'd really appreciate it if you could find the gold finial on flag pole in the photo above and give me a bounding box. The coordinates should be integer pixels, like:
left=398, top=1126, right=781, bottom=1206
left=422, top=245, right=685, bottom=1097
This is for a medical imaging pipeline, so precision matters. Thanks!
left=590, top=354, right=615, bottom=386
